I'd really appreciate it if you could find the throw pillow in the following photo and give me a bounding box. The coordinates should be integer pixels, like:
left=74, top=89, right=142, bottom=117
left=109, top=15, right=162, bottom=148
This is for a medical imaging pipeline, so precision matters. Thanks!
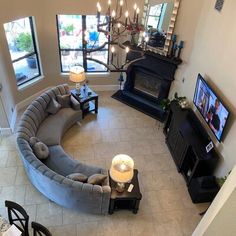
left=29, top=137, right=40, bottom=146
left=70, top=96, right=81, bottom=110
left=32, top=141, right=49, bottom=160
left=57, top=94, right=71, bottom=108
left=87, top=174, right=107, bottom=185
left=66, top=173, right=88, bottom=183
left=46, top=98, right=61, bottom=114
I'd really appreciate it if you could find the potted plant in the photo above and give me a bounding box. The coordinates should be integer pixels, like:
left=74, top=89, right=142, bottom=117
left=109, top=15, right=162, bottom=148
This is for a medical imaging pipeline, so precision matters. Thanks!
left=216, top=171, right=231, bottom=188
left=160, top=92, right=187, bottom=111
left=63, top=24, right=75, bottom=36
left=15, top=32, right=36, bottom=69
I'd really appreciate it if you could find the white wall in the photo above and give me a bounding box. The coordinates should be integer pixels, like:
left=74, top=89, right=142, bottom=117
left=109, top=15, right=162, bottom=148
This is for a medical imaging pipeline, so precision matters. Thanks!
left=172, top=0, right=236, bottom=177
left=0, top=96, right=9, bottom=128
left=0, top=0, right=144, bottom=122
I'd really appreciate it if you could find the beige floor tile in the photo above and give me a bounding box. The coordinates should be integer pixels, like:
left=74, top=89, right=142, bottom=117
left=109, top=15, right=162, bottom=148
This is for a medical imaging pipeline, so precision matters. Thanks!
left=36, top=202, right=63, bottom=227
left=154, top=220, right=184, bottom=236
left=76, top=221, right=103, bottom=236
left=101, top=129, right=120, bottom=143
left=0, top=207, right=8, bottom=219
left=6, top=150, right=23, bottom=167
left=62, top=208, right=103, bottom=225
left=15, top=167, right=30, bottom=185
left=0, top=91, right=203, bottom=236
left=0, top=185, right=26, bottom=208
left=49, top=224, right=77, bottom=236
left=0, top=167, right=17, bottom=187
left=24, top=185, right=49, bottom=205
left=0, top=151, right=8, bottom=167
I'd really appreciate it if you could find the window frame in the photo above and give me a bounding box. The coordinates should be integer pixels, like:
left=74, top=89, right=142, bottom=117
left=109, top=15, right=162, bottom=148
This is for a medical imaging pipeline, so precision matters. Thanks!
left=5, top=16, right=42, bottom=87
left=146, top=4, right=164, bottom=29
left=56, top=14, right=109, bottom=73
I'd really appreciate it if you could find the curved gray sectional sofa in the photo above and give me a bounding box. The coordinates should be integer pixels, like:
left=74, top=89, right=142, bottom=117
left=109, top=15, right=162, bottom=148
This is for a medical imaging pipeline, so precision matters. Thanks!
left=16, top=84, right=111, bottom=214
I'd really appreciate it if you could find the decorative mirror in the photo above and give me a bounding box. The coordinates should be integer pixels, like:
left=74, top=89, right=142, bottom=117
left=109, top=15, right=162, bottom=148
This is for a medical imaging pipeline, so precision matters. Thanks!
left=141, top=0, right=181, bottom=56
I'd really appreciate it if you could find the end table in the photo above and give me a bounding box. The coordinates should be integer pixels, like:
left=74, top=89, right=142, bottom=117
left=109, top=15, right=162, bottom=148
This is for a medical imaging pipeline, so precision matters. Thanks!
left=71, top=86, right=98, bottom=119
left=109, top=169, right=142, bottom=214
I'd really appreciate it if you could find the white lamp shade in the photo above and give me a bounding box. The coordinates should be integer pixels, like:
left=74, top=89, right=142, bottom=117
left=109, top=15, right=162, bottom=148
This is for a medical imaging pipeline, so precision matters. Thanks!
left=69, top=66, right=86, bottom=83
left=110, top=154, right=134, bottom=183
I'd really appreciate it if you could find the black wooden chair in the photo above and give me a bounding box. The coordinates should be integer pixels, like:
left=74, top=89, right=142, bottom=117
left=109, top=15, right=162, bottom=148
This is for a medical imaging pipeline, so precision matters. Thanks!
left=5, top=200, right=29, bottom=236
left=31, top=222, right=52, bottom=236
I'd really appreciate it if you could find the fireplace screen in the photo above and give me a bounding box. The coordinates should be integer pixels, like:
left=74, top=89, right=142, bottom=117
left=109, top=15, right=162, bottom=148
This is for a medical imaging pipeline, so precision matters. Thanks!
left=134, top=72, right=161, bottom=98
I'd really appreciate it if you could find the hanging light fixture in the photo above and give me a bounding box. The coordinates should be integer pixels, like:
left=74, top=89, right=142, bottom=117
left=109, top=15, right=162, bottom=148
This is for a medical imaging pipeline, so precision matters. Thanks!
left=84, top=0, right=148, bottom=72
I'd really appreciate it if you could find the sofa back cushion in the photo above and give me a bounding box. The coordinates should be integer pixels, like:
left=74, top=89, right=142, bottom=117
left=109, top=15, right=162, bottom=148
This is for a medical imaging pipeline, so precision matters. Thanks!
left=17, top=84, right=70, bottom=141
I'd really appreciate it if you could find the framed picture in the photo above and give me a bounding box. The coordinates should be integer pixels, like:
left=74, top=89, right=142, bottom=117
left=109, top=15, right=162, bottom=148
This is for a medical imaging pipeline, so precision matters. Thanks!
left=215, top=0, right=224, bottom=12
left=206, top=141, right=214, bottom=153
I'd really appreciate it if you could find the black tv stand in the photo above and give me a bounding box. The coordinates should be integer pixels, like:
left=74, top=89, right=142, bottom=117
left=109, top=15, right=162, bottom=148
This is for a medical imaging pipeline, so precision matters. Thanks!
left=164, top=101, right=219, bottom=185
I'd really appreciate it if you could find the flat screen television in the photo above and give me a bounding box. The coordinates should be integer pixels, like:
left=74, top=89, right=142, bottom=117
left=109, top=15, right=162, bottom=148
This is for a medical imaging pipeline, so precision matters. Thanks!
left=193, top=74, right=230, bottom=142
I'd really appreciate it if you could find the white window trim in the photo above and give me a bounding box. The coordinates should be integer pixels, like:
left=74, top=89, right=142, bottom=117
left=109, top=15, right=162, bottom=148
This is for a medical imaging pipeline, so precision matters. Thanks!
left=18, top=75, right=45, bottom=91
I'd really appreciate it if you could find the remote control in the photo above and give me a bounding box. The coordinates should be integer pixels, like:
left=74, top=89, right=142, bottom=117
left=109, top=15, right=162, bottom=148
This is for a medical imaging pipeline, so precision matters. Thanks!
left=127, top=184, right=134, bottom=192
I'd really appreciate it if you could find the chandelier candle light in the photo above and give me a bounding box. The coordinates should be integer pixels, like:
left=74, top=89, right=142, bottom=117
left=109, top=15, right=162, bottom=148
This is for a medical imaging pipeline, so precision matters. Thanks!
left=88, top=0, right=147, bottom=72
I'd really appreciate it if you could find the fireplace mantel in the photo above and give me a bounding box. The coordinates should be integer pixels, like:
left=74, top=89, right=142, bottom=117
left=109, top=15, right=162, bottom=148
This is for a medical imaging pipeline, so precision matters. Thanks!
left=112, top=52, right=181, bottom=122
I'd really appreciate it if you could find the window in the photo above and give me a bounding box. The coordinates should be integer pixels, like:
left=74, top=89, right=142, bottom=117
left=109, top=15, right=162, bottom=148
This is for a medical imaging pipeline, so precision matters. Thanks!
left=4, top=17, right=41, bottom=87
left=57, top=15, right=109, bottom=73
left=146, top=4, right=164, bottom=29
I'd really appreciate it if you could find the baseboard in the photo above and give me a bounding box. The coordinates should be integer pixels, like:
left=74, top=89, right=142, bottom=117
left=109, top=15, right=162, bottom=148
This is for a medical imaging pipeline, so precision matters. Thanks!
left=69, top=84, right=119, bottom=91
left=0, top=128, right=12, bottom=136
left=10, top=86, right=53, bottom=131
left=89, top=84, right=119, bottom=91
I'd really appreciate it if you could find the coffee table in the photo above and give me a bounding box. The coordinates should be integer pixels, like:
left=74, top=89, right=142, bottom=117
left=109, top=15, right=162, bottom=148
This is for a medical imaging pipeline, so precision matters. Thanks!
left=109, top=169, right=142, bottom=214
left=71, top=86, right=98, bottom=119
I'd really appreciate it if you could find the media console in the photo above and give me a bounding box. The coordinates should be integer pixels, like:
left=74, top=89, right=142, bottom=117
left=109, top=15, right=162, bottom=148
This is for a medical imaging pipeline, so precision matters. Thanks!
left=163, top=101, right=219, bottom=186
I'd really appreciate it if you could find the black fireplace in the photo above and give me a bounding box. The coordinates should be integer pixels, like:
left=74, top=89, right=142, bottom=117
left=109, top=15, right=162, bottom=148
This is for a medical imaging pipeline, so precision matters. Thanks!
left=112, top=52, right=181, bottom=122
left=134, top=70, right=162, bottom=98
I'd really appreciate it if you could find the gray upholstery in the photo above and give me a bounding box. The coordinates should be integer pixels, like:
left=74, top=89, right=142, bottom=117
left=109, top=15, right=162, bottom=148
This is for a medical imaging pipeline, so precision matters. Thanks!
left=32, top=141, right=49, bottom=160
left=67, top=173, right=88, bottom=183
left=16, top=84, right=111, bottom=214
left=56, top=94, right=71, bottom=108
left=46, top=98, right=61, bottom=114
left=36, top=108, right=80, bottom=146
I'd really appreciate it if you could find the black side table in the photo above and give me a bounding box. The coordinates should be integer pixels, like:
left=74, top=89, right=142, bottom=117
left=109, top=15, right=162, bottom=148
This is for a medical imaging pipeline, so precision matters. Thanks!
left=71, top=86, right=98, bottom=119
left=109, top=169, right=142, bottom=214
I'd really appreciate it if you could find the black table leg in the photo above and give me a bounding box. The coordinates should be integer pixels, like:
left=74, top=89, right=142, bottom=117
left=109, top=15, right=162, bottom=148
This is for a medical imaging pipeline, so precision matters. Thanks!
left=133, top=199, right=140, bottom=214
left=109, top=200, right=114, bottom=214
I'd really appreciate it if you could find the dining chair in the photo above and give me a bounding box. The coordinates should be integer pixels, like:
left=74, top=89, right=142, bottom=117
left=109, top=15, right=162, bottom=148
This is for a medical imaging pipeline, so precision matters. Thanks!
left=31, top=222, right=52, bottom=236
left=5, top=200, right=29, bottom=236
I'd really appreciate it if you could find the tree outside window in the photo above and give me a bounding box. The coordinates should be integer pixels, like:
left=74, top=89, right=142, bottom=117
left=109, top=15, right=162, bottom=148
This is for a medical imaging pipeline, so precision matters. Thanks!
left=57, top=15, right=109, bottom=73
left=4, top=17, right=41, bottom=87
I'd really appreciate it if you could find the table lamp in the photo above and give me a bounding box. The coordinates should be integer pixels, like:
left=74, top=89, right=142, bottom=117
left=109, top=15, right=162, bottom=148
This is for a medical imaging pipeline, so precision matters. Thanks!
left=69, top=66, right=86, bottom=95
left=110, top=154, right=134, bottom=192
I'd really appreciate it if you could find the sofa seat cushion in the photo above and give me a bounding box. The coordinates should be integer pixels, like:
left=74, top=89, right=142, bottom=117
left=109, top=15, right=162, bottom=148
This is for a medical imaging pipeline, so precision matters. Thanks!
left=45, top=145, right=105, bottom=178
left=36, top=107, right=80, bottom=146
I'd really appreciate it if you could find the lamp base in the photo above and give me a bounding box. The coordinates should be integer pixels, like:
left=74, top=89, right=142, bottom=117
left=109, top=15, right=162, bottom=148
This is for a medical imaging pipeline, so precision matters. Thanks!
left=75, top=83, right=81, bottom=95
left=116, top=182, right=126, bottom=193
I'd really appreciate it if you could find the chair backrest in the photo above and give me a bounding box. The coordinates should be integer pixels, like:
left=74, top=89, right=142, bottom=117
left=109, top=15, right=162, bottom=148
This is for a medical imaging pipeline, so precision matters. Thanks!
left=5, top=200, right=29, bottom=236
left=31, top=222, right=52, bottom=236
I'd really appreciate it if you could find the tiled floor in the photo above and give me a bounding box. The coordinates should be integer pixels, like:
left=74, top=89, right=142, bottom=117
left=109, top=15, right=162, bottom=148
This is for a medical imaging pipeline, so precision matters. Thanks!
left=0, top=91, right=208, bottom=236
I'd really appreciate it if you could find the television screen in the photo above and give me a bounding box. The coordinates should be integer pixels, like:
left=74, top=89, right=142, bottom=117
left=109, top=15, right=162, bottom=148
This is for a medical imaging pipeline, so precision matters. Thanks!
left=193, top=74, right=230, bottom=142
